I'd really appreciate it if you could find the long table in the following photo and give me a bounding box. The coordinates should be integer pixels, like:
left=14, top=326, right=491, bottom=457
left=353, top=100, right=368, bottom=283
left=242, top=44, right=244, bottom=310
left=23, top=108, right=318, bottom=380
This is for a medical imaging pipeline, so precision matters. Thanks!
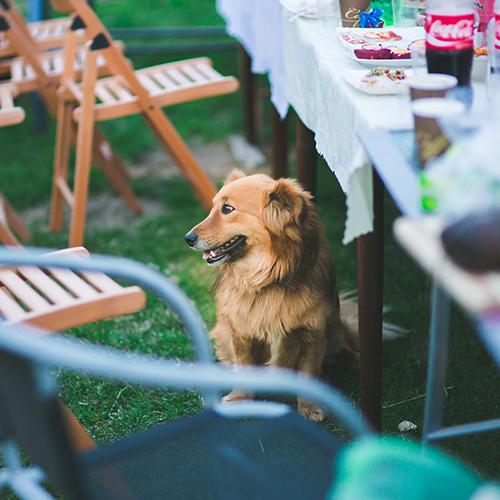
left=282, top=14, right=418, bottom=430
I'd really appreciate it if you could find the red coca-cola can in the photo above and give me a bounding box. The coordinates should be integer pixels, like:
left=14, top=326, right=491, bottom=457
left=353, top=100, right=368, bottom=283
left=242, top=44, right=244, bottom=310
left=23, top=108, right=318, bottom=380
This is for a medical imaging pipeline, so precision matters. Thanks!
left=425, top=9, right=475, bottom=85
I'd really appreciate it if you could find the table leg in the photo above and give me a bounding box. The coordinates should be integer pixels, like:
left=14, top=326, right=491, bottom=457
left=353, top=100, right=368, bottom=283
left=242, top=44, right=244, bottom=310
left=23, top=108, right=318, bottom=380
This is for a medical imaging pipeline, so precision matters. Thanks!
left=356, top=169, right=384, bottom=431
left=270, top=105, right=289, bottom=179
left=295, top=117, right=317, bottom=197
left=239, top=45, right=258, bottom=146
left=422, top=281, right=451, bottom=443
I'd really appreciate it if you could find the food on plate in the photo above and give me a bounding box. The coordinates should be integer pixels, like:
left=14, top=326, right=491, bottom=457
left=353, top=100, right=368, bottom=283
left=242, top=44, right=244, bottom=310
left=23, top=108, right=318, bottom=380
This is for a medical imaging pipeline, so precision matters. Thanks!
left=367, top=67, right=407, bottom=80
left=340, top=28, right=424, bottom=62
left=344, top=67, right=411, bottom=94
left=354, top=43, right=391, bottom=59
left=389, top=47, right=411, bottom=59
left=357, top=67, right=408, bottom=91
left=408, top=38, right=425, bottom=50
left=363, top=30, right=402, bottom=42
left=342, top=33, right=366, bottom=45
left=354, top=43, right=411, bottom=61
left=474, top=46, right=488, bottom=57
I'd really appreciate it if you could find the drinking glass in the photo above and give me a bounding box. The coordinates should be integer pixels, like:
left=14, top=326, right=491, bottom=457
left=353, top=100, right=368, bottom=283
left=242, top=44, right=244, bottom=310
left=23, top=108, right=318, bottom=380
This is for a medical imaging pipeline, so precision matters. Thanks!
left=411, top=41, right=427, bottom=75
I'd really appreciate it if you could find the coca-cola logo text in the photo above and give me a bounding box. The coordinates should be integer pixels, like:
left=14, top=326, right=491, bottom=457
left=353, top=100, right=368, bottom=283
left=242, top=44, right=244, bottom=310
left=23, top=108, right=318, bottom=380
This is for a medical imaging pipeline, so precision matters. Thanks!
left=425, top=12, right=474, bottom=50
left=427, top=18, right=474, bottom=41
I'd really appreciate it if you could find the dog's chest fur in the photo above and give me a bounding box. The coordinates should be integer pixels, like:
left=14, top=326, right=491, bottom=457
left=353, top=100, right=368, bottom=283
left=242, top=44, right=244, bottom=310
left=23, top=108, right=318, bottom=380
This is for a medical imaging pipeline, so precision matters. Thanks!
left=214, top=269, right=333, bottom=341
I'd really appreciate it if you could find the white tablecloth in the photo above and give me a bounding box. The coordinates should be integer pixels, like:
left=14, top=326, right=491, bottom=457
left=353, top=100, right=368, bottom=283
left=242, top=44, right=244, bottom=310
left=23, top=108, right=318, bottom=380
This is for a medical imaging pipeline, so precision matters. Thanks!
left=283, top=15, right=414, bottom=243
left=217, top=1, right=416, bottom=243
left=216, top=0, right=288, bottom=118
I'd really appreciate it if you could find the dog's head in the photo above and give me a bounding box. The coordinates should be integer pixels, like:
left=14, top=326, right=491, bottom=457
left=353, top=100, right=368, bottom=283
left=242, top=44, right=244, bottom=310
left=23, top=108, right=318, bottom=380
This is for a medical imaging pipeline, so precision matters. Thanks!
left=185, top=170, right=317, bottom=284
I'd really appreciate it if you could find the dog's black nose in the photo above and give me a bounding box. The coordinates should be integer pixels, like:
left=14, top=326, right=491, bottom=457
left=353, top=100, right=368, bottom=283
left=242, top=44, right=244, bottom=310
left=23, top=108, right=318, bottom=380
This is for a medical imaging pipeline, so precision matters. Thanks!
left=184, top=231, right=198, bottom=247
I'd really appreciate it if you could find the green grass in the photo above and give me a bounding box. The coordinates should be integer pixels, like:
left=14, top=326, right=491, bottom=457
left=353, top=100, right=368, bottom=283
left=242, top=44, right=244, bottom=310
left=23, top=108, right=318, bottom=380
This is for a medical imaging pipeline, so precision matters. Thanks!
left=1, top=0, right=498, bottom=485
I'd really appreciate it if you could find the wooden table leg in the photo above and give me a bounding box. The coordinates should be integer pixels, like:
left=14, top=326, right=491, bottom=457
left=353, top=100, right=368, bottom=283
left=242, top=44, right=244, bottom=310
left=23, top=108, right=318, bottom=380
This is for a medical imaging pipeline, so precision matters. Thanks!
left=239, top=44, right=258, bottom=146
left=270, top=105, right=289, bottom=179
left=356, top=169, right=384, bottom=431
left=295, top=117, right=317, bottom=197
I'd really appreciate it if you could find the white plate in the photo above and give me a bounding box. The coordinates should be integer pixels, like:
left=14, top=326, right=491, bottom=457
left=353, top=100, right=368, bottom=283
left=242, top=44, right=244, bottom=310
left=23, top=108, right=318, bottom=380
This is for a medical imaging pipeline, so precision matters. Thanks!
left=337, top=27, right=425, bottom=68
left=337, top=27, right=424, bottom=50
left=343, top=68, right=413, bottom=95
left=280, top=0, right=337, bottom=18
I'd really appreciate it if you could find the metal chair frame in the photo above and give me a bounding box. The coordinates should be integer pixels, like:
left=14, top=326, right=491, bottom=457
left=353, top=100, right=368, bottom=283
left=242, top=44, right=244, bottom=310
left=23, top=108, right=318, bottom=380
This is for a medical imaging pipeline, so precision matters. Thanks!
left=0, top=248, right=371, bottom=499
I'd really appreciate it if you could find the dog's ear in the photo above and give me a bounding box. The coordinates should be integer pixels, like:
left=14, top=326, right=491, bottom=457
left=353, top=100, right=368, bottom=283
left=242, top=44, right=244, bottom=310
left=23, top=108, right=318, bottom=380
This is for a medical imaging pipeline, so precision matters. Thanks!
left=262, top=178, right=305, bottom=231
left=224, top=169, right=246, bottom=184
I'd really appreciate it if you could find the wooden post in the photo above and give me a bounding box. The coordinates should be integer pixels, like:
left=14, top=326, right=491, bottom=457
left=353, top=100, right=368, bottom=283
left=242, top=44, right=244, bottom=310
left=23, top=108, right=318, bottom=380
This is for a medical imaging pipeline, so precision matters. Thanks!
left=270, top=105, right=288, bottom=179
left=295, top=117, right=316, bottom=197
left=239, top=44, right=258, bottom=145
left=28, top=0, right=48, bottom=133
left=356, top=169, right=384, bottom=431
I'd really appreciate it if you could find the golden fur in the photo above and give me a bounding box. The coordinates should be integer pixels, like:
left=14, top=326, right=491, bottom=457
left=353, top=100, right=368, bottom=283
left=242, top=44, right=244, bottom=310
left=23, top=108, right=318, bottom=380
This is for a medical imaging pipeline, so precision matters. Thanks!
left=186, top=171, right=358, bottom=421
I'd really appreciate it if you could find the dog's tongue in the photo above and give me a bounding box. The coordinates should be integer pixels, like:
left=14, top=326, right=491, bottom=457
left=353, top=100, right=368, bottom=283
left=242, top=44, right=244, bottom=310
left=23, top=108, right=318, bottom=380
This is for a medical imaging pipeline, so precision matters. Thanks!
left=203, top=250, right=217, bottom=260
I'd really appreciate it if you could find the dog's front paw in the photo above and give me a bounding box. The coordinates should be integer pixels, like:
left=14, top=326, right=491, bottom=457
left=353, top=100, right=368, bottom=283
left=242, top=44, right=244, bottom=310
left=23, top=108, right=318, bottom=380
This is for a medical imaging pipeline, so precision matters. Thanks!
left=298, top=401, right=326, bottom=422
left=222, top=390, right=253, bottom=403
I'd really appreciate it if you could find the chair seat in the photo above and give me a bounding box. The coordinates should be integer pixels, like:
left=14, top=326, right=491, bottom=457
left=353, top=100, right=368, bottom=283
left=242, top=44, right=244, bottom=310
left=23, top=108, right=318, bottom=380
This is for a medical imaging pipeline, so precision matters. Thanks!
left=10, top=45, right=110, bottom=94
left=0, top=17, right=82, bottom=58
left=72, top=57, right=239, bottom=122
left=81, top=408, right=340, bottom=500
left=0, top=247, right=146, bottom=331
left=0, top=84, right=24, bottom=126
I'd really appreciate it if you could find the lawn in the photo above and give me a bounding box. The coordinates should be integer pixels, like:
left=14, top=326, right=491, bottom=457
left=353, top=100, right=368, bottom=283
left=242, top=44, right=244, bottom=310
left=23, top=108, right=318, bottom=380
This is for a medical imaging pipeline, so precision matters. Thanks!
left=1, top=0, right=498, bottom=482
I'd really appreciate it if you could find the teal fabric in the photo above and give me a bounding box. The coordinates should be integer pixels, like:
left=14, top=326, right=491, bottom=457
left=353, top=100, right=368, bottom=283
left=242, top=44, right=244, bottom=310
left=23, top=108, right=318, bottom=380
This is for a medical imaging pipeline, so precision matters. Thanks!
left=329, top=437, right=482, bottom=500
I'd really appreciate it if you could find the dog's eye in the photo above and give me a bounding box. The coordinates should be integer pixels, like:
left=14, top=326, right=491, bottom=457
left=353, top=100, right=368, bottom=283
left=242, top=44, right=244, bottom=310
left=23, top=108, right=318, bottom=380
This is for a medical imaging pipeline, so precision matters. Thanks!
left=221, top=203, right=235, bottom=215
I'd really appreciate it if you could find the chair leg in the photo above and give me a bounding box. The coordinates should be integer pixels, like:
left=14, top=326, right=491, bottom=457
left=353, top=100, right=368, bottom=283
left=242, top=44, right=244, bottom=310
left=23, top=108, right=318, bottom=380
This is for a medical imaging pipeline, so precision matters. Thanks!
left=59, top=403, right=95, bottom=451
left=0, top=194, right=28, bottom=246
left=0, top=202, right=20, bottom=246
left=50, top=100, right=74, bottom=233
left=69, top=112, right=95, bottom=247
left=422, top=280, right=451, bottom=443
left=92, top=129, right=143, bottom=215
left=146, top=108, right=216, bottom=210
left=3, top=197, right=30, bottom=241
left=94, top=128, right=132, bottom=180
left=69, top=48, right=100, bottom=247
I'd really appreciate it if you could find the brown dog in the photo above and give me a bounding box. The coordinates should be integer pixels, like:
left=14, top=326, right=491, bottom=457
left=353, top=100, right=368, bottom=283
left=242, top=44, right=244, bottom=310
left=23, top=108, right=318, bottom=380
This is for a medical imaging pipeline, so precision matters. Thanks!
left=185, top=171, right=358, bottom=421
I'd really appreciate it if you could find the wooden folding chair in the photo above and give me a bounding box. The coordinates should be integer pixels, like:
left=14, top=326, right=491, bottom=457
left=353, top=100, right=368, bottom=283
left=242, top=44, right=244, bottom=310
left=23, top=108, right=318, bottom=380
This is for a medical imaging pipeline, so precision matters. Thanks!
left=0, top=246, right=146, bottom=450
left=0, top=12, right=80, bottom=59
left=0, top=1, right=143, bottom=219
left=0, top=246, right=146, bottom=333
left=0, top=83, right=31, bottom=246
left=50, top=0, right=238, bottom=246
left=0, top=1, right=84, bottom=75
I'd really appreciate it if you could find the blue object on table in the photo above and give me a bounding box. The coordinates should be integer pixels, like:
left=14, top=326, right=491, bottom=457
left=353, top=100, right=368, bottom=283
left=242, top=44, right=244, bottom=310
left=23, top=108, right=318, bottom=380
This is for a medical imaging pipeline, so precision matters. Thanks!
left=359, top=8, right=384, bottom=28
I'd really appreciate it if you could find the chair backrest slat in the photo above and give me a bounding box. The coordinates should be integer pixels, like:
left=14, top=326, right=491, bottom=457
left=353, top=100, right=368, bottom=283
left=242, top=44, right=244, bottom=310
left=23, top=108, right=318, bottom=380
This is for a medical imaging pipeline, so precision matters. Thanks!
left=52, top=0, right=159, bottom=108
